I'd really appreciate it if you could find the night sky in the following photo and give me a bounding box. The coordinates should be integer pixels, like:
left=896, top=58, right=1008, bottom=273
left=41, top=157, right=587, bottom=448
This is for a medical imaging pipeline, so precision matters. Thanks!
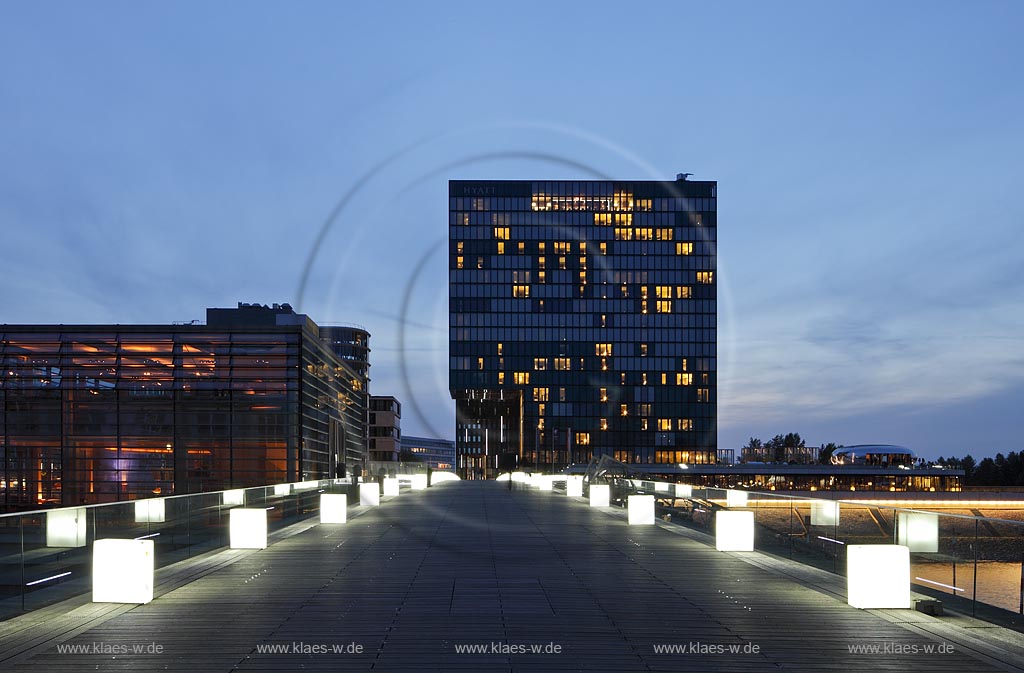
left=2, top=1, right=1022, bottom=459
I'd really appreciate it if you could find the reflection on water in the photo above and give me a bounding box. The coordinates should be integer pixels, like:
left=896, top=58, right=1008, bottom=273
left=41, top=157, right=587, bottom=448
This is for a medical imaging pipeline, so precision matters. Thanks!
left=912, top=561, right=1023, bottom=613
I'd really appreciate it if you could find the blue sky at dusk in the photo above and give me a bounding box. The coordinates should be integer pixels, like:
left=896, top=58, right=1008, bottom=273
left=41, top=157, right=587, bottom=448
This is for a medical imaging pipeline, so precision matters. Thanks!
left=2, top=1, right=1022, bottom=459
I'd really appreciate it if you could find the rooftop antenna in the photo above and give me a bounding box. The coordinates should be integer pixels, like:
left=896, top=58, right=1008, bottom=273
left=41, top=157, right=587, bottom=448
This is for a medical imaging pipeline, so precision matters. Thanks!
left=676, top=172, right=693, bottom=181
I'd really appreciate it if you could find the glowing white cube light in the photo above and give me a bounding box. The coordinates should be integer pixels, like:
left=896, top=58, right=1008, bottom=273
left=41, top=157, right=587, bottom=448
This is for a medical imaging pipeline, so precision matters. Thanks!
left=897, top=512, right=939, bottom=553
left=726, top=489, right=748, bottom=508
left=223, top=489, right=245, bottom=506
left=847, top=545, right=911, bottom=609
left=46, top=508, right=88, bottom=548
left=383, top=477, right=400, bottom=497
left=93, top=539, right=154, bottom=604
left=430, top=471, right=460, bottom=485
left=320, top=494, right=347, bottom=524
left=628, top=495, right=655, bottom=525
left=229, top=508, right=268, bottom=549
left=810, top=500, right=840, bottom=526
left=589, top=484, right=610, bottom=507
left=134, top=498, right=166, bottom=523
left=537, top=476, right=553, bottom=491
left=410, top=474, right=428, bottom=490
left=566, top=476, right=584, bottom=497
left=675, top=484, right=693, bottom=499
left=360, top=482, right=380, bottom=507
left=655, top=482, right=670, bottom=492
left=273, top=483, right=291, bottom=496
left=294, top=480, right=320, bottom=491
left=716, top=511, right=755, bottom=551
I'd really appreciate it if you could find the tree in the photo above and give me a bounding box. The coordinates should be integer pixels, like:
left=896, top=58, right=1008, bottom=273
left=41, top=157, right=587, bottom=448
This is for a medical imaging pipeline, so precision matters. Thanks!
left=819, top=442, right=839, bottom=464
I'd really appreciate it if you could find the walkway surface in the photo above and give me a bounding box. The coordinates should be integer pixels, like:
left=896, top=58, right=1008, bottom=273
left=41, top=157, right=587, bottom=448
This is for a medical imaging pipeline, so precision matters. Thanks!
left=1, top=481, right=1022, bottom=672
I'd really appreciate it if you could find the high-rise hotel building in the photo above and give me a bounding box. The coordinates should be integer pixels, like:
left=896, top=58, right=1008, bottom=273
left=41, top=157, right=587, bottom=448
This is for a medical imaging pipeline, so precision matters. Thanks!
left=449, top=178, right=717, bottom=479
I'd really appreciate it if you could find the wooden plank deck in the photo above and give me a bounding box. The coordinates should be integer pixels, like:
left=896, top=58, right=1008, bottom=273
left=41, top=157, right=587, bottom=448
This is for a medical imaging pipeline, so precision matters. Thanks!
left=1, top=481, right=1021, bottom=672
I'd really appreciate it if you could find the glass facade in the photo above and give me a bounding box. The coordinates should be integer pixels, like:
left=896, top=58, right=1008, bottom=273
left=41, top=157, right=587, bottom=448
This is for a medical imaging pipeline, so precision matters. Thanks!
left=401, top=435, right=456, bottom=471
left=450, top=179, right=717, bottom=478
left=0, top=307, right=368, bottom=511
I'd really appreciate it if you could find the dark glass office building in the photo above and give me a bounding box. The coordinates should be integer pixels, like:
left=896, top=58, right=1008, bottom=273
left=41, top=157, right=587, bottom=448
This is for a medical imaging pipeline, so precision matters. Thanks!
left=0, top=303, right=368, bottom=511
left=449, top=178, right=717, bottom=479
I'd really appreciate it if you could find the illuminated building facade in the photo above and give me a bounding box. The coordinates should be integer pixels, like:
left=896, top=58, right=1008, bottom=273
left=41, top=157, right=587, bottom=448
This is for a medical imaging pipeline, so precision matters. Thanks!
left=449, top=178, right=717, bottom=478
left=369, top=395, right=401, bottom=462
left=0, top=303, right=368, bottom=510
left=402, top=435, right=456, bottom=471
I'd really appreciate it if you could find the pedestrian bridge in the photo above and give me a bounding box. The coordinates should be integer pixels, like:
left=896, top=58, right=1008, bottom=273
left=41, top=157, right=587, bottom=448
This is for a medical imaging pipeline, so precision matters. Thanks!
left=1, top=480, right=1022, bottom=672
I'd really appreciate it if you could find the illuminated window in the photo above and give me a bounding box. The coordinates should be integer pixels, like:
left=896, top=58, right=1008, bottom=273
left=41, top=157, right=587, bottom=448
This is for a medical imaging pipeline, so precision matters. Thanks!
left=533, top=387, right=549, bottom=402
left=676, top=286, right=692, bottom=299
left=559, top=387, right=566, bottom=401
left=600, top=242, right=607, bottom=255
left=456, top=256, right=464, bottom=269
left=697, top=388, right=709, bottom=402
left=660, top=372, right=667, bottom=385
left=538, top=256, right=546, bottom=269
left=579, top=255, right=587, bottom=268
left=642, top=372, right=648, bottom=385
left=513, top=285, right=530, bottom=298
left=614, top=213, right=632, bottom=225
left=537, top=418, right=545, bottom=430
left=459, top=213, right=469, bottom=225
left=641, top=300, right=648, bottom=314
left=656, top=300, right=672, bottom=313
left=620, top=372, right=626, bottom=384
left=658, top=419, right=672, bottom=431
left=636, top=198, right=652, bottom=211
left=579, top=271, right=587, bottom=284
left=636, top=227, right=653, bottom=241
left=640, top=286, right=649, bottom=299
left=697, top=271, right=714, bottom=284
left=600, top=418, right=608, bottom=431
left=576, top=432, right=590, bottom=446
left=680, top=358, right=688, bottom=371
left=655, top=228, right=673, bottom=241
left=641, top=418, right=648, bottom=430
left=513, top=372, right=530, bottom=385
left=533, top=357, right=548, bottom=370
left=620, top=284, right=629, bottom=298
left=518, top=242, right=525, bottom=254
left=599, top=387, right=608, bottom=402
left=594, top=213, right=612, bottom=226
left=476, top=257, right=484, bottom=269
left=620, top=404, right=628, bottom=417
left=457, top=241, right=464, bottom=254
left=498, top=371, right=505, bottom=385
left=676, top=242, right=693, bottom=255
left=638, top=404, right=651, bottom=416
left=477, top=357, right=484, bottom=370
left=640, top=343, right=648, bottom=356
left=554, top=242, right=571, bottom=254
left=559, top=257, right=567, bottom=270
left=538, top=271, right=546, bottom=283
left=655, top=285, right=672, bottom=299
left=497, top=241, right=505, bottom=254
left=677, top=373, right=693, bottom=386
left=497, top=343, right=503, bottom=355
left=579, top=242, right=586, bottom=253
left=614, top=227, right=633, bottom=240
left=702, top=373, right=709, bottom=384
left=678, top=419, right=693, bottom=431
left=601, top=358, right=608, bottom=371
left=595, top=343, right=612, bottom=356
left=554, top=357, right=571, bottom=370
left=493, top=227, right=510, bottom=240
left=600, top=314, right=606, bottom=328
